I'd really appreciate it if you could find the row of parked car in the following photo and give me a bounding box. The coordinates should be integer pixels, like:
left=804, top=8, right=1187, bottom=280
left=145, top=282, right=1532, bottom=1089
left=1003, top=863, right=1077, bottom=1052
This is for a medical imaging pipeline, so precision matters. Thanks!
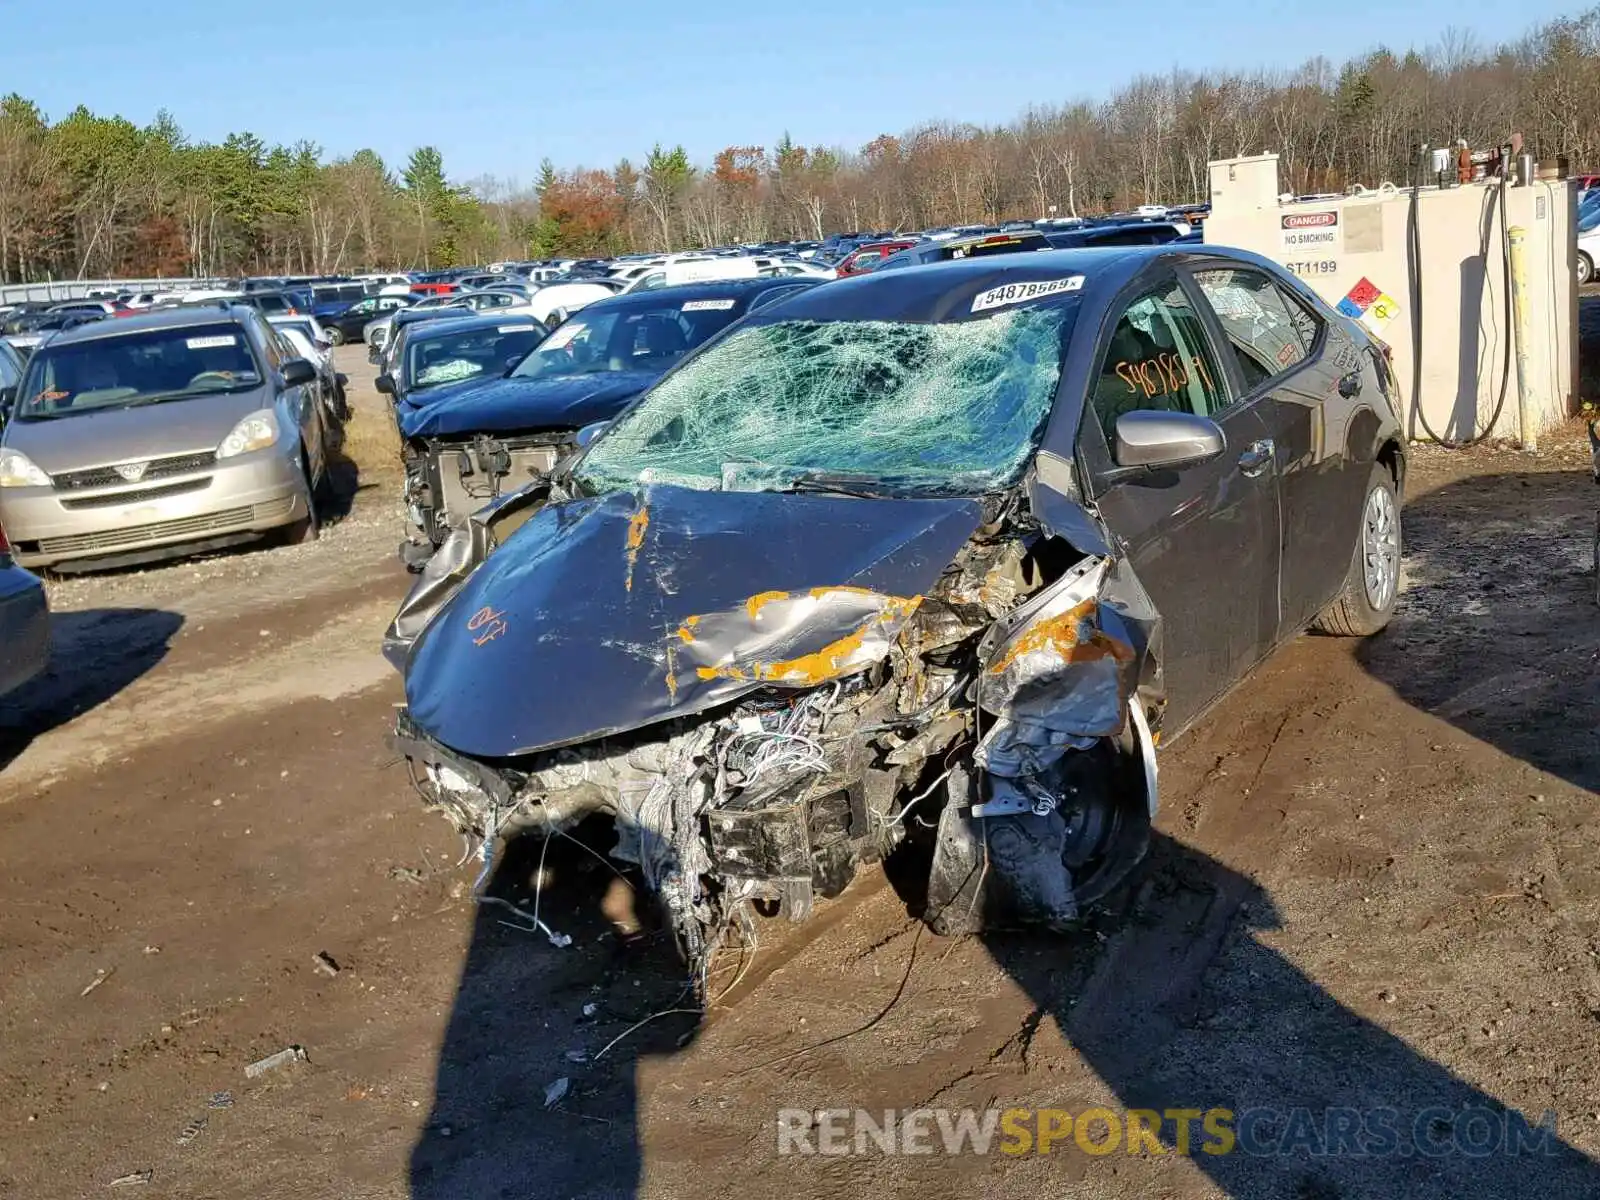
left=0, top=207, right=1208, bottom=585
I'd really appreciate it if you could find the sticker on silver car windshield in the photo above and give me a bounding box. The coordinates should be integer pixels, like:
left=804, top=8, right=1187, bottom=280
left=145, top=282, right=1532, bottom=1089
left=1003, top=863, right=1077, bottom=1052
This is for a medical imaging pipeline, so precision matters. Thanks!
left=971, top=276, right=1084, bottom=313
left=681, top=299, right=737, bottom=312
left=186, top=335, right=237, bottom=349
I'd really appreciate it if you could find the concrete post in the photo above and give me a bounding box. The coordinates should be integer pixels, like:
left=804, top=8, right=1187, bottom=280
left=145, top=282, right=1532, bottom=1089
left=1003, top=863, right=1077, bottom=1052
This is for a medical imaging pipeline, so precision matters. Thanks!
left=1508, top=225, right=1536, bottom=452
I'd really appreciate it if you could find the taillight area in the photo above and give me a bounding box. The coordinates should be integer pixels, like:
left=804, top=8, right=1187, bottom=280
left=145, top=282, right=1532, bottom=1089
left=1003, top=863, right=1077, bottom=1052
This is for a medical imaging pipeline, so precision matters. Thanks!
left=0, top=517, right=12, bottom=556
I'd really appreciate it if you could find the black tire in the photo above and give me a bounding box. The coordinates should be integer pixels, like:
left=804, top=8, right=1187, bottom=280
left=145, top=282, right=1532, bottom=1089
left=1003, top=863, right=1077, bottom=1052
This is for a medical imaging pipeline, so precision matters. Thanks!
left=1315, top=465, right=1400, bottom=636
left=325, top=326, right=346, bottom=346
left=1592, top=510, right=1599, bottom=608
left=279, top=455, right=321, bottom=545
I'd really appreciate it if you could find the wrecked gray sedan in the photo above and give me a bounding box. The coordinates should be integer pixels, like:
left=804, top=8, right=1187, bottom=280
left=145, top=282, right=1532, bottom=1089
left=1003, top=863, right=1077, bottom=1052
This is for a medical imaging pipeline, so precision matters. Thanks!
left=388, top=247, right=1405, bottom=984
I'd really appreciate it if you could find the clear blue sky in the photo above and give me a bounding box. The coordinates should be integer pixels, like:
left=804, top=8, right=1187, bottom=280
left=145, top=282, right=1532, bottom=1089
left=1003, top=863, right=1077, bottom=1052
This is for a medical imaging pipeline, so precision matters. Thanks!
left=3, top=0, right=1580, bottom=185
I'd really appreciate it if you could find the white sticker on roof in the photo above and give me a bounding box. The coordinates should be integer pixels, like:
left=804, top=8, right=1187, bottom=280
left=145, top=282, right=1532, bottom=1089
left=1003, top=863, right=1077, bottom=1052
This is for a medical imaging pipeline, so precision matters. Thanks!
left=970, top=276, right=1084, bottom=313
left=186, top=334, right=237, bottom=349
left=681, top=298, right=737, bottom=312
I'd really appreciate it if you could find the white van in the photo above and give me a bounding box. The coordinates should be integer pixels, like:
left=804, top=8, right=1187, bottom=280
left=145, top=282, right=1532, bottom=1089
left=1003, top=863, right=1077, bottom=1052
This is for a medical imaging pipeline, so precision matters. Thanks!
left=622, top=257, right=760, bottom=293
left=524, top=280, right=624, bottom=324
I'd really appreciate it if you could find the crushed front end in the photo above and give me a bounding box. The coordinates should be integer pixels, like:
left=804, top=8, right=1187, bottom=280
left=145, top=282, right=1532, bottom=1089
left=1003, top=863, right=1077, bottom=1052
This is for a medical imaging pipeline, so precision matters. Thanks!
left=389, top=482, right=1161, bottom=987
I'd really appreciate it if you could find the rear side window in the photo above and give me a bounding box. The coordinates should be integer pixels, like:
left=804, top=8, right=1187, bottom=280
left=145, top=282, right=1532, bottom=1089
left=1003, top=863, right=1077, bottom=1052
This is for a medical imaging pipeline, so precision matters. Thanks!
left=1193, top=267, right=1322, bottom=394
left=1090, top=279, right=1229, bottom=430
left=942, top=234, right=1046, bottom=261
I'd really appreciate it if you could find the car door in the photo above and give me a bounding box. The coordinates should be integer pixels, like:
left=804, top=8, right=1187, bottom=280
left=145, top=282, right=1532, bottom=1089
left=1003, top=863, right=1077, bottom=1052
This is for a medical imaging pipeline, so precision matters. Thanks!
left=0, top=341, right=21, bottom=426
left=1079, top=269, right=1282, bottom=735
left=1188, top=262, right=1357, bottom=636
left=263, top=322, right=324, bottom=481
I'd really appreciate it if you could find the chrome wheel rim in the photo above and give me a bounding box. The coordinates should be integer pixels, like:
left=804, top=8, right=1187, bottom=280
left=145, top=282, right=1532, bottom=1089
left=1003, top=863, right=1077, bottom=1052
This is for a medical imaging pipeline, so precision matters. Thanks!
left=1362, top=485, right=1399, bottom=611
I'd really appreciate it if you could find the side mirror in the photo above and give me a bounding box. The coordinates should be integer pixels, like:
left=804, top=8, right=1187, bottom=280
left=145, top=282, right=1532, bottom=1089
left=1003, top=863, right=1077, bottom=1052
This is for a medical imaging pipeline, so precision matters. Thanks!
left=575, top=421, right=610, bottom=449
left=281, top=358, right=317, bottom=388
left=374, top=373, right=395, bottom=396
left=1111, top=410, right=1225, bottom=475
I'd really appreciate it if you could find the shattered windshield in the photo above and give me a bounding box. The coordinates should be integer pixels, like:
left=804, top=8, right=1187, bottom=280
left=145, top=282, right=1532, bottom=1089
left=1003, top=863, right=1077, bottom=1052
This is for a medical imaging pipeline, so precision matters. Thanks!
left=509, top=299, right=745, bottom=382
left=576, top=305, right=1076, bottom=496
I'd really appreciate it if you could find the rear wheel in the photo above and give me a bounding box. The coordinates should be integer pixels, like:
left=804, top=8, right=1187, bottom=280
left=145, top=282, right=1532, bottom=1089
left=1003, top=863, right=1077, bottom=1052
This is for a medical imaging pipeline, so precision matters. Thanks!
left=1592, top=510, right=1599, bottom=607
left=1314, top=465, right=1400, bottom=636
left=325, top=326, right=346, bottom=346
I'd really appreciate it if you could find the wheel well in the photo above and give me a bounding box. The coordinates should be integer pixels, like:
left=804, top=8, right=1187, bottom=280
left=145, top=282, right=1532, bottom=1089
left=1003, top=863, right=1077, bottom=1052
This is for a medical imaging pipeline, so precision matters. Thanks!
left=1377, top=438, right=1405, bottom=498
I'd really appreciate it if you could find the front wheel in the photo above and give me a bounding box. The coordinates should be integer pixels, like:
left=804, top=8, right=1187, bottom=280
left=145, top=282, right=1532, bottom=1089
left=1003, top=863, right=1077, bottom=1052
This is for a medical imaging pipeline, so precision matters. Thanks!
left=325, top=326, right=346, bottom=346
left=279, top=454, right=322, bottom=545
left=1314, top=465, right=1400, bottom=636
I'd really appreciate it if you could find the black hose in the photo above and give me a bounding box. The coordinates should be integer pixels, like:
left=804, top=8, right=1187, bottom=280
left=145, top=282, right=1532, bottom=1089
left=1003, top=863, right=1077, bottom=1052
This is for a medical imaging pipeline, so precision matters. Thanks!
left=1408, top=154, right=1514, bottom=448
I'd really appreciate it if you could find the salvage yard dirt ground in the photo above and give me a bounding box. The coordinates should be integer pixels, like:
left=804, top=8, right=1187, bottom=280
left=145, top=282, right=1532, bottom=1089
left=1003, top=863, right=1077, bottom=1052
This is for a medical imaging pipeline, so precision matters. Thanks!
left=2, top=343, right=1600, bottom=1199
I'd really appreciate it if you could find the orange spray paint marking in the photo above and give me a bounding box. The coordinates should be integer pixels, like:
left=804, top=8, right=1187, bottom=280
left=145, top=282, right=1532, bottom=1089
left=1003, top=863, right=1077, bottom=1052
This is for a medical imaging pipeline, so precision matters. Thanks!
left=744, top=590, right=790, bottom=620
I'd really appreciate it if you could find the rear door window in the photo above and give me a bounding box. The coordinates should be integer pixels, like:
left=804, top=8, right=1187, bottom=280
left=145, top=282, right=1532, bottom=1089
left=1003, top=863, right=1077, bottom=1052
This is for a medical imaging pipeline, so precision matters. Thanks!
left=1192, top=267, right=1322, bottom=394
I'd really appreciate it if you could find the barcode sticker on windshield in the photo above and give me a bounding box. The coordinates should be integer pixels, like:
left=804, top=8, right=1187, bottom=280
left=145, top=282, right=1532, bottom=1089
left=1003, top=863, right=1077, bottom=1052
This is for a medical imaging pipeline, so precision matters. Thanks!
left=970, top=276, right=1084, bottom=313
left=186, top=335, right=237, bottom=349
left=681, top=299, right=736, bottom=312
left=498, top=324, right=532, bottom=334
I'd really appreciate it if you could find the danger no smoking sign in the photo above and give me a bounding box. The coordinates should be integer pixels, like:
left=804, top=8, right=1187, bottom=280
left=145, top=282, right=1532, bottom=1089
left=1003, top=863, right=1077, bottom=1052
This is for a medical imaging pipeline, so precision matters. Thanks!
left=1280, top=211, right=1341, bottom=253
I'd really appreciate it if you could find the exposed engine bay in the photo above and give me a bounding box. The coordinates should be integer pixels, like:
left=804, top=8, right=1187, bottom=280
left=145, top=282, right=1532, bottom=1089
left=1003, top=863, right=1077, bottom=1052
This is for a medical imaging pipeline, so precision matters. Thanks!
left=388, top=480, right=1161, bottom=992
left=401, top=431, right=574, bottom=556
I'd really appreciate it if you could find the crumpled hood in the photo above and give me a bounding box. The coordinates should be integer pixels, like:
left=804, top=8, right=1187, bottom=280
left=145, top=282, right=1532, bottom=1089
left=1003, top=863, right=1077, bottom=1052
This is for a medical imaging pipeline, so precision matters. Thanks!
left=4, top=390, right=268, bottom=472
left=399, top=371, right=659, bottom=440
left=403, top=483, right=985, bottom=758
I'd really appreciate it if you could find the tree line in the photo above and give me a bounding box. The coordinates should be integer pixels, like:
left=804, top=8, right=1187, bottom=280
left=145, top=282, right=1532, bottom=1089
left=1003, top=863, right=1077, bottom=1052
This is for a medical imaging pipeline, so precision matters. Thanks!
left=3, top=7, right=1599, bottom=281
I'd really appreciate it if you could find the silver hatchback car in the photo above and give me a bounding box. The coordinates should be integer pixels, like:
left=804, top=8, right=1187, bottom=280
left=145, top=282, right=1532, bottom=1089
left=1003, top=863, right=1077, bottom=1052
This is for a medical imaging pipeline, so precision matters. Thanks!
left=0, top=305, right=336, bottom=571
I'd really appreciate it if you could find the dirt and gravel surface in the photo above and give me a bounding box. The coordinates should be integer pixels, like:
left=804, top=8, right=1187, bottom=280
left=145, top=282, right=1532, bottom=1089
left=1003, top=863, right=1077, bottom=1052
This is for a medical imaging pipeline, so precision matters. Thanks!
left=2, top=344, right=1600, bottom=1200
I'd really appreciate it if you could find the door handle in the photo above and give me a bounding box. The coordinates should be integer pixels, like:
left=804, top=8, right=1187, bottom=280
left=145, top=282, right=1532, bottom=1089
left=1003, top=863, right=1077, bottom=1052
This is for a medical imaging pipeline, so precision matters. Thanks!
left=1338, top=369, right=1363, bottom=398
left=1237, top=438, right=1275, bottom=477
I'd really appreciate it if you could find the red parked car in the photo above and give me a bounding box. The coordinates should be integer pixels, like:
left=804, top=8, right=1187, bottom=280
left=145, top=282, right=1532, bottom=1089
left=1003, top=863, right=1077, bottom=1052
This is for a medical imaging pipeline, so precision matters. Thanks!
left=409, top=282, right=461, bottom=298
left=835, top=239, right=919, bottom=277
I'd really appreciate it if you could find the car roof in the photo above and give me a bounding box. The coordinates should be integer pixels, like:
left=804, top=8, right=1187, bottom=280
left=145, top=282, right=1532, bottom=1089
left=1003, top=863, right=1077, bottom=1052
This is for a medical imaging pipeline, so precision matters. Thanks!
left=42, top=303, right=253, bottom=348
left=399, top=312, right=544, bottom=338
left=394, top=304, right=471, bottom=325
left=762, top=247, right=1166, bottom=323
left=578, top=276, right=816, bottom=315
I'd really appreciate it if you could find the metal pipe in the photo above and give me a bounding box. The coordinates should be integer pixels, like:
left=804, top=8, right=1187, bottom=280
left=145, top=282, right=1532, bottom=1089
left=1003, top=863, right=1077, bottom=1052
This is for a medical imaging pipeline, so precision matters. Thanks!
left=1507, top=224, right=1536, bottom=451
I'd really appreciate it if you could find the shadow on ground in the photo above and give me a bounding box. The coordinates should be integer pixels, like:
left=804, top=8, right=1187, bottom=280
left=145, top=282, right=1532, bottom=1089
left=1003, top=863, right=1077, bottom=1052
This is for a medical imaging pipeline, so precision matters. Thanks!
left=974, top=832, right=1600, bottom=1198
left=411, top=825, right=698, bottom=1200
left=1357, top=467, right=1599, bottom=791
left=0, top=606, right=182, bottom=770
left=416, top=820, right=1600, bottom=1198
